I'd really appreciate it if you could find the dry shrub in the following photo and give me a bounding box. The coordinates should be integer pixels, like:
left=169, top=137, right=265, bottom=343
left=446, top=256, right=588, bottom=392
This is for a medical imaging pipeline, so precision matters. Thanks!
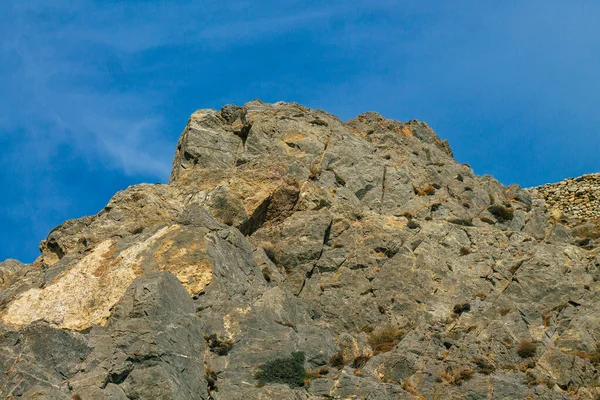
left=329, top=352, right=345, bottom=369
left=474, top=292, right=487, bottom=300
left=516, top=340, right=537, bottom=358
left=488, top=204, right=514, bottom=222
left=368, top=325, right=405, bottom=355
left=204, top=334, right=234, bottom=356
left=360, top=325, right=374, bottom=334
left=479, top=216, right=495, bottom=225
left=452, top=303, right=471, bottom=315
left=459, top=246, right=471, bottom=256
left=407, top=220, right=420, bottom=229
left=352, top=355, right=371, bottom=369
left=423, top=185, right=436, bottom=195
left=440, top=368, right=475, bottom=386
left=571, top=347, right=600, bottom=366
left=499, top=307, right=511, bottom=316
left=415, top=185, right=436, bottom=196
left=471, top=357, right=495, bottom=375
left=205, top=368, right=218, bottom=392
left=308, top=164, right=321, bottom=180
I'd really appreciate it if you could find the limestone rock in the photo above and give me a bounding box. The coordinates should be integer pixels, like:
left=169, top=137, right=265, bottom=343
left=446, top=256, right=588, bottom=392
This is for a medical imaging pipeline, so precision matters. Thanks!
left=0, top=101, right=598, bottom=398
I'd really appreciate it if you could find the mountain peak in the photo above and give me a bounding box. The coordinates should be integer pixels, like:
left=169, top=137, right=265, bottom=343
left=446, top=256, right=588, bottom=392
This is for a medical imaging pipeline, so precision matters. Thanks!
left=0, top=102, right=598, bottom=399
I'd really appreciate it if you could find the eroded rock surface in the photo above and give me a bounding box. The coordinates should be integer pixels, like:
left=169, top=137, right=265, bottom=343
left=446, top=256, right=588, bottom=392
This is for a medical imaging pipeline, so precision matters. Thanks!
left=0, top=100, right=598, bottom=399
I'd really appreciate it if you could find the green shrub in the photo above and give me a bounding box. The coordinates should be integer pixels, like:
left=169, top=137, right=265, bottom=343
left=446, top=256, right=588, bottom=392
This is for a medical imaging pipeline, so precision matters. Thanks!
left=488, top=204, right=514, bottom=223
left=255, top=351, right=308, bottom=388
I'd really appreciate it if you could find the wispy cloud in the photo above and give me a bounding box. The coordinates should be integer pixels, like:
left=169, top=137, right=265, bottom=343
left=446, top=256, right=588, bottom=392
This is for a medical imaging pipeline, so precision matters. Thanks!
left=2, top=0, right=367, bottom=180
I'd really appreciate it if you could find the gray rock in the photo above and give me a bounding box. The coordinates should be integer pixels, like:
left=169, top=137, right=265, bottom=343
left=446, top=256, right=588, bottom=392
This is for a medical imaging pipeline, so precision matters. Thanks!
left=1, top=101, right=598, bottom=399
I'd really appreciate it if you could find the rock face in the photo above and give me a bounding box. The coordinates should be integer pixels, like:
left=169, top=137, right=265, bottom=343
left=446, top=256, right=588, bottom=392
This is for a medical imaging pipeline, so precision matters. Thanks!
left=530, top=173, right=600, bottom=225
left=0, top=100, right=599, bottom=399
left=529, top=174, right=600, bottom=250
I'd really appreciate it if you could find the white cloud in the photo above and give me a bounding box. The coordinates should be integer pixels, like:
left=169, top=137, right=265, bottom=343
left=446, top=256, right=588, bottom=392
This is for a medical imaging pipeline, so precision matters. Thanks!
left=2, top=0, right=384, bottom=180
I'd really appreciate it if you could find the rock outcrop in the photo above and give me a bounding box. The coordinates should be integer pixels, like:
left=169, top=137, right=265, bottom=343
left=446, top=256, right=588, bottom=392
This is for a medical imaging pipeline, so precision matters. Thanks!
left=0, top=100, right=598, bottom=399
left=529, top=174, right=600, bottom=250
left=529, top=173, right=600, bottom=225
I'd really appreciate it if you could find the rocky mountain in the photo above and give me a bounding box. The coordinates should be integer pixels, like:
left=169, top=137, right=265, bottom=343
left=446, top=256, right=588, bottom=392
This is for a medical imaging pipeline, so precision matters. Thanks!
left=0, top=100, right=598, bottom=399
left=529, top=174, right=600, bottom=250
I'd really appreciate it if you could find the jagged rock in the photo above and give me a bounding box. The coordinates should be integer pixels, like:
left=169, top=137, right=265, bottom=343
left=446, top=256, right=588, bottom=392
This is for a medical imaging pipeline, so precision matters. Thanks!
left=0, top=101, right=598, bottom=398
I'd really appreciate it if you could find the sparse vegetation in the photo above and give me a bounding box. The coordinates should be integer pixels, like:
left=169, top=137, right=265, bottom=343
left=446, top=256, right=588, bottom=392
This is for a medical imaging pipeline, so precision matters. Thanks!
left=471, top=357, right=495, bottom=375
left=407, top=220, right=420, bottom=229
left=479, top=216, right=495, bottom=225
left=448, top=218, right=474, bottom=226
left=415, top=185, right=436, bottom=196
left=368, top=325, right=405, bottom=355
left=255, top=351, right=308, bottom=388
left=204, top=334, right=234, bottom=356
left=439, top=367, right=475, bottom=386
left=453, top=303, right=471, bottom=316
left=499, top=307, right=511, bottom=316
left=309, top=163, right=322, bottom=180
left=360, top=325, right=374, bottom=334
left=516, top=340, right=537, bottom=358
left=488, top=204, right=514, bottom=223
left=571, top=346, right=600, bottom=366
left=423, top=185, right=436, bottom=195
left=474, top=292, right=487, bottom=300
left=352, top=355, right=371, bottom=369
left=205, top=368, right=218, bottom=393
left=329, top=351, right=345, bottom=369
left=310, top=118, right=329, bottom=127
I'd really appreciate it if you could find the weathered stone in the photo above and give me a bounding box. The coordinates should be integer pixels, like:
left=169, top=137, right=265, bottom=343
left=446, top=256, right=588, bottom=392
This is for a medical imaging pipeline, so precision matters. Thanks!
left=0, top=101, right=598, bottom=398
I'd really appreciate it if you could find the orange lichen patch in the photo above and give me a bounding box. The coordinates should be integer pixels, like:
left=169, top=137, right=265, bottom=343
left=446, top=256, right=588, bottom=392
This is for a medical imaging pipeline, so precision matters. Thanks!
left=281, top=130, right=308, bottom=144
left=91, top=244, right=117, bottom=278
left=150, top=226, right=214, bottom=296
left=401, top=126, right=414, bottom=137
left=345, top=124, right=369, bottom=138
left=280, top=131, right=309, bottom=157
left=168, top=260, right=213, bottom=296
left=228, top=177, right=282, bottom=216
left=380, top=215, right=407, bottom=229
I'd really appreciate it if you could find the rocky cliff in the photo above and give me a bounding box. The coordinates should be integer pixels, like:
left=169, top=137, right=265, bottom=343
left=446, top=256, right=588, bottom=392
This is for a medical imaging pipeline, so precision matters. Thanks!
left=529, top=174, right=600, bottom=250
left=0, top=100, right=598, bottom=399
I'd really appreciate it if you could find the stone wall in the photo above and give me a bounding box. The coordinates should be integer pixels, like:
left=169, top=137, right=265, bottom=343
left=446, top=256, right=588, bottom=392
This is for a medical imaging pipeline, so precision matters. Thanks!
left=529, top=173, right=600, bottom=225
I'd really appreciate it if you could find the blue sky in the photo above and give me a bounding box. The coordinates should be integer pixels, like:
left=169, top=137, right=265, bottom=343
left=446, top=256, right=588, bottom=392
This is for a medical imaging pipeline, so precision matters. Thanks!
left=1, top=0, right=599, bottom=263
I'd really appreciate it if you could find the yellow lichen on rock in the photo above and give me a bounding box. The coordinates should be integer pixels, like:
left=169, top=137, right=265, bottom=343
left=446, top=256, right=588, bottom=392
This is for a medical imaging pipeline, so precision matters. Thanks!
left=1, top=225, right=181, bottom=330
left=151, top=225, right=214, bottom=296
